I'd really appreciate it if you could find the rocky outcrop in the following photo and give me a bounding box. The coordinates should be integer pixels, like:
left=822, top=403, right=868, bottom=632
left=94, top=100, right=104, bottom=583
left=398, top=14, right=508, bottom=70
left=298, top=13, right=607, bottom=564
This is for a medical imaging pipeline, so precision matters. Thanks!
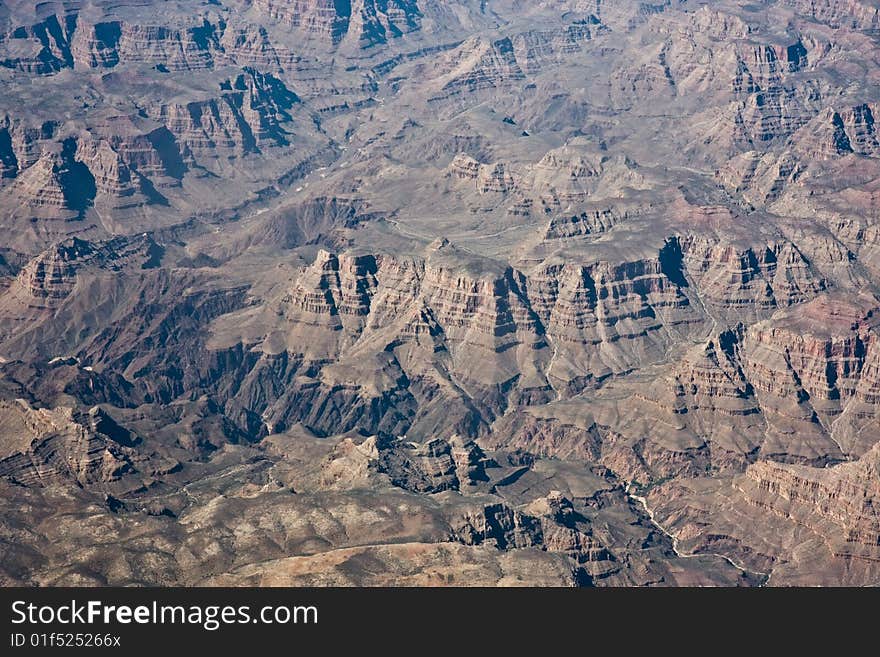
left=2, top=11, right=307, bottom=74
left=792, top=104, right=880, bottom=159
left=487, top=412, right=603, bottom=461
left=610, top=7, right=826, bottom=153
left=274, top=243, right=543, bottom=363
left=345, top=0, right=423, bottom=48
left=91, top=117, right=188, bottom=187
left=509, top=19, right=607, bottom=75
left=68, top=20, right=122, bottom=68
left=0, top=127, right=169, bottom=236
left=529, top=143, right=605, bottom=210
left=447, top=154, right=518, bottom=194
left=3, top=235, right=162, bottom=312
left=451, top=502, right=544, bottom=550
left=739, top=441, right=880, bottom=558
left=74, top=137, right=157, bottom=208
left=3, top=14, right=220, bottom=74
left=679, top=234, right=825, bottom=319
left=572, top=292, right=880, bottom=488
left=281, top=248, right=378, bottom=323
left=145, top=69, right=300, bottom=166
left=841, top=103, right=880, bottom=156
left=113, top=20, right=220, bottom=71
left=378, top=435, right=492, bottom=493
left=252, top=0, right=356, bottom=44
left=0, top=14, right=75, bottom=75
left=0, top=401, right=136, bottom=486
left=544, top=203, right=638, bottom=239
left=450, top=491, right=614, bottom=576
left=201, top=236, right=710, bottom=441
left=218, top=23, right=299, bottom=69
left=150, top=99, right=254, bottom=163
left=781, top=0, right=880, bottom=33
left=431, top=19, right=605, bottom=101
left=740, top=297, right=880, bottom=456
left=524, top=491, right=613, bottom=564
left=7, top=238, right=96, bottom=310
left=2, top=153, right=72, bottom=217
left=0, top=118, right=59, bottom=171
left=527, top=254, right=700, bottom=379
left=716, top=150, right=806, bottom=205
left=252, top=0, right=422, bottom=48
left=432, top=36, right=526, bottom=99
left=621, top=6, right=810, bottom=98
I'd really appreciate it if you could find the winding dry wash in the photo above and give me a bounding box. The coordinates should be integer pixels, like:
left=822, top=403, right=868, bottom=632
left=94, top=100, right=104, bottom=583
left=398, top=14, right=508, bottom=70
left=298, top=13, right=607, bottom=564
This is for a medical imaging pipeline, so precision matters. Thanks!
left=0, top=0, right=879, bottom=586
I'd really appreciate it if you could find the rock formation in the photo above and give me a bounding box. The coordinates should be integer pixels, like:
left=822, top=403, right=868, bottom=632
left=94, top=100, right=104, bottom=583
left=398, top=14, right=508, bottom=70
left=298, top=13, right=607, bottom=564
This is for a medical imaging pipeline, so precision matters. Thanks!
left=0, top=0, right=878, bottom=586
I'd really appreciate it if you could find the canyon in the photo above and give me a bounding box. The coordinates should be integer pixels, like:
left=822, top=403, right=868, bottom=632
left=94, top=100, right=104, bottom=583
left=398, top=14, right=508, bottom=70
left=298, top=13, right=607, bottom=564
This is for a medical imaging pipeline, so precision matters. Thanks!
left=0, top=0, right=879, bottom=586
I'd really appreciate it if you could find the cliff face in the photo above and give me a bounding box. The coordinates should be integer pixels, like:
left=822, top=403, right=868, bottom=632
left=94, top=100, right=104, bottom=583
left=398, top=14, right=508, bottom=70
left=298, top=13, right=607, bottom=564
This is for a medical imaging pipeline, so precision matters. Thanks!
left=679, top=234, right=825, bottom=320
left=427, top=18, right=607, bottom=102
left=197, top=238, right=710, bottom=443
left=145, top=68, right=299, bottom=165
left=0, top=13, right=76, bottom=75
left=252, top=0, right=423, bottom=48
left=0, top=63, right=326, bottom=252
left=639, top=441, right=880, bottom=585
left=742, top=445, right=880, bottom=554
left=781, top=0, right=880, bottom=33
left=0, top=401, right=137, bottom=487
left=0, top=8, right=339, bottom=75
